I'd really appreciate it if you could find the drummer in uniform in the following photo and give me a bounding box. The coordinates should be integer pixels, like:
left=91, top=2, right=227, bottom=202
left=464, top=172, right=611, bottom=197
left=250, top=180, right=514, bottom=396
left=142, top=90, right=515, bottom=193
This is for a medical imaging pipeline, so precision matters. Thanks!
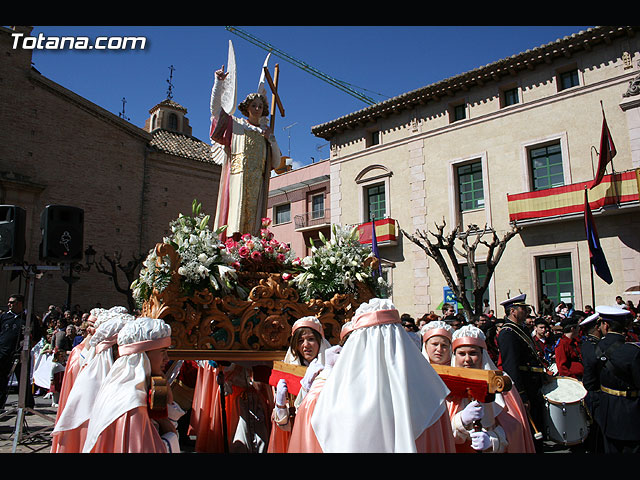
left=496, top=293, right=547, bottom=451
left=580, top=311, right=604, bottom=452
left=583, top=305, right=640, bottom=453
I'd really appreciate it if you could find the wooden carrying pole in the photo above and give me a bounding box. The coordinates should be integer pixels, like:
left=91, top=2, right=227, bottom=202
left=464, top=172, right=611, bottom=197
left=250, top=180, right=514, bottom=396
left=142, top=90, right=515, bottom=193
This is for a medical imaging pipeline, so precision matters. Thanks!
left=430, top=364, right=512, bottom=402
left=268, top=361, right=307, bottom=396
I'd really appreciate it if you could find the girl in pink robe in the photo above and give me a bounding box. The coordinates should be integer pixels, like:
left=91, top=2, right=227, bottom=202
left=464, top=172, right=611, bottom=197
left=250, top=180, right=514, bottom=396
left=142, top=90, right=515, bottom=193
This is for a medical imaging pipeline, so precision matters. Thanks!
left=447, top=325, right=536, bottom=453
left=267, top=316, right=331, bottom=453
left=51, top=312, right=133, bottom=453
left=82, top=317, right=181, bottom=453
left=309, top=299, right=456, bottom=453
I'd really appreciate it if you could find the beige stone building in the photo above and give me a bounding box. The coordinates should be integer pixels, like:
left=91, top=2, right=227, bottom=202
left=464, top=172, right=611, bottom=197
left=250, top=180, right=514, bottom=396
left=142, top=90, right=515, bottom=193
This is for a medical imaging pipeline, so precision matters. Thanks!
left=0, top=26, right=221, bottom=314
left=312, top=26, right=640, bottom=318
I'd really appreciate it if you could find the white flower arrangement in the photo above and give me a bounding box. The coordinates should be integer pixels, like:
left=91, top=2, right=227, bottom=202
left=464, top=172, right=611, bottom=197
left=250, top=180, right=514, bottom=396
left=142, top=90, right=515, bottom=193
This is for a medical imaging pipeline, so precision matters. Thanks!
left=291, top=224, right=390, bottom=301
left=131, top=203, right=389, bottom=308
left=131, top=200, right=240, bottom=306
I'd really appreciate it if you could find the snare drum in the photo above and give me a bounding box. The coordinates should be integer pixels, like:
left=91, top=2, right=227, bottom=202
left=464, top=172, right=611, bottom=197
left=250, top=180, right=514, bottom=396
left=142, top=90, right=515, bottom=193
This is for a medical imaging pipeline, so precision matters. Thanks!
left=541, top=376, right=589, bottom=445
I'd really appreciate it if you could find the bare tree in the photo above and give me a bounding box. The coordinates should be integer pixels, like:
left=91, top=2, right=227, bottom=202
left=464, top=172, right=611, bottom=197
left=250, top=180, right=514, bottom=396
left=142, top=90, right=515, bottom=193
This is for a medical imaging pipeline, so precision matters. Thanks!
left=400, top=220, right=520, bottom=320
left=95, top=251, right=146, bottom=312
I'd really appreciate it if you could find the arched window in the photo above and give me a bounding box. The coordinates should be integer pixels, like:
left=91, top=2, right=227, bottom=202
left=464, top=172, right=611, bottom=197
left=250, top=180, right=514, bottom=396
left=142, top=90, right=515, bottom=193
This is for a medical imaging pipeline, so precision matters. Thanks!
left=355, top=164, right=392, bottom=224
left=168, top=113, right=178, bottom=130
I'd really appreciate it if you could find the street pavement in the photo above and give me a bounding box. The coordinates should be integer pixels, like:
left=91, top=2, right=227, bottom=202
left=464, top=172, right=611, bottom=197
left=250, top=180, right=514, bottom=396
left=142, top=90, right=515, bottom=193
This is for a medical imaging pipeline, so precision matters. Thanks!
left=1, top=388, right=574, bottom=454
left=0, top=390, right=57, bottom=453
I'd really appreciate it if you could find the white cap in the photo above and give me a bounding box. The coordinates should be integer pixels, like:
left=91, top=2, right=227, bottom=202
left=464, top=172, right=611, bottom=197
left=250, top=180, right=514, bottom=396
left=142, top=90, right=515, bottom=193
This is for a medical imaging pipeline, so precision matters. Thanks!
left=579, top=312, right=599, bottom=327
left=595, top=305, right=632, bottom=323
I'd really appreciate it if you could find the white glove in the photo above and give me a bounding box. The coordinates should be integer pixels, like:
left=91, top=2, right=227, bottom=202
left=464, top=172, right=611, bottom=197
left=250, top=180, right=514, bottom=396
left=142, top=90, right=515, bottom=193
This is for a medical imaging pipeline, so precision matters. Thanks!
left=275, top=378, right=288, bottom=407
left=300, top=358, right=324, bottom=391
left=460, top=400, right=484, bottom=426
left=324, top=345, right=342, bottom=370
left=470, top=430, right=491, bottom=451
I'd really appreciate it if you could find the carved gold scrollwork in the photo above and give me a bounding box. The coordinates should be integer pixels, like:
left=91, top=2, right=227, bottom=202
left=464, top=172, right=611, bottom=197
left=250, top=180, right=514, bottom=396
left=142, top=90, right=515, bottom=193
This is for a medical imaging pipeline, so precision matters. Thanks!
left=141, top=243, right=375, bottom=358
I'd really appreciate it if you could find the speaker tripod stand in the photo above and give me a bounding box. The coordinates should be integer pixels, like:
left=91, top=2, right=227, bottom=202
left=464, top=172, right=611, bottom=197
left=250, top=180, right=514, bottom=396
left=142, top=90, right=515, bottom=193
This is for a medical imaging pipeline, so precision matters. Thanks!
left=1, top=264, right=59, bottom=452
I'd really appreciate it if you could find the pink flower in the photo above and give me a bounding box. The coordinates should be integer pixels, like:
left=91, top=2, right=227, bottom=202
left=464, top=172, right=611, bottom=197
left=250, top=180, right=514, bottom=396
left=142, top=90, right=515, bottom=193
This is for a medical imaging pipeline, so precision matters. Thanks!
left=282, top=273, right=292, bottom=281
left=278, top=242, right=289, bottom=252
left=251, top=250, right=262, bottom=261
left=238, top=246, right=250, bottom=258
left=277, top=254, right=286, bottom=263
left=231, top=261, right=241, bottom=269
left=241, top=233, right=252, bottom=242
left=260, top=228, right=273, bottom=240
left=244, top=240, right=255, bottom=250
left=270, top=238, right=279, bottom=247
left=292, top=257, right=301, bottom=266
left=261, top=217, right=272, bottom=227
left=264, top=246, right=274, bottom=254
left=225, top=238, right=237, bottom=250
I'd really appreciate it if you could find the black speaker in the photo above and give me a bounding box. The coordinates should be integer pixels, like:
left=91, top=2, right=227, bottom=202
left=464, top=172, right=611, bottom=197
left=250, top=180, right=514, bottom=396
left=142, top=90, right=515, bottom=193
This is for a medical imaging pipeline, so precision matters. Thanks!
left=0, top=205, right=26, bottom=262
left=40, top=205, right=84, bottom=262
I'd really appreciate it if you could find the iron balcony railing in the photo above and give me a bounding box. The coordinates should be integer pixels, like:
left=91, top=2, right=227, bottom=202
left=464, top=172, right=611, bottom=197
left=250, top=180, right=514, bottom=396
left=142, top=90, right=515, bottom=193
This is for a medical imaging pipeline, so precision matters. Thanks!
left=294, top=209, right=331, bottom=230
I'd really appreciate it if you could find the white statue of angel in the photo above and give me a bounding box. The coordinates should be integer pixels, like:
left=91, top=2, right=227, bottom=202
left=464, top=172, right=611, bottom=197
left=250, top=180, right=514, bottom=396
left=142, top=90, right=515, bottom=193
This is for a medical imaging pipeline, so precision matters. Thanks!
left=210, top=41, right=283, bottom=239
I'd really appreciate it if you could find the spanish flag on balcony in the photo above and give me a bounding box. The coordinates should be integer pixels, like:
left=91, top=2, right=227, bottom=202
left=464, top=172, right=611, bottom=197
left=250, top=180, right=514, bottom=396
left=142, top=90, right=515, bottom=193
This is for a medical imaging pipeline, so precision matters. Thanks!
left=507, top=170, right=640, bottom=223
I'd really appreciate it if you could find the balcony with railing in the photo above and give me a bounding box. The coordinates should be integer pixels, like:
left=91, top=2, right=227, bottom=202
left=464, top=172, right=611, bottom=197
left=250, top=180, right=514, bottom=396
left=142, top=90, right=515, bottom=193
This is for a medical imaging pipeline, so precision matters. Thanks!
left=507, top=169, right=640, bottom=226
left=294, top=208, right=331, bottom=231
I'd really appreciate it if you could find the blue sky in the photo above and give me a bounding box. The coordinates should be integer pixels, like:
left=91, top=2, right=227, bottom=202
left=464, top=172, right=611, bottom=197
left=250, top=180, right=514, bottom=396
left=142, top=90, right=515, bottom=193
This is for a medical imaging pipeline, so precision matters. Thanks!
left=27, top=25, right=593, bottom=169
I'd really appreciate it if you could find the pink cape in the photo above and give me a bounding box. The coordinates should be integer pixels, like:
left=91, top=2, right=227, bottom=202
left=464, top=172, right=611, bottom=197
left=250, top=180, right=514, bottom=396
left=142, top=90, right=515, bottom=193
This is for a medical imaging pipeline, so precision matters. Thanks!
left=50, top=339, right=88, bottom=453
left=50, top=421, right=88, bottom=454
left=288, top=375, right=457, bottom=453
left=188, top=363, right=272, bottom=453
left=189, top=363, right=226, bottom=453
left=447, top=388, right=536, bottom=453
left=85, top=406, right=167, bottom=453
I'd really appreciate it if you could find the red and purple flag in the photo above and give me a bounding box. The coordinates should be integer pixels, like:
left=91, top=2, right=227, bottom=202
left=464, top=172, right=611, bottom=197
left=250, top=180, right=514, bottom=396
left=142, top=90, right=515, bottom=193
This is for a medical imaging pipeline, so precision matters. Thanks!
left=584, top=189, right=613, bottom=284
left=589, top=110, right=617, bottom=190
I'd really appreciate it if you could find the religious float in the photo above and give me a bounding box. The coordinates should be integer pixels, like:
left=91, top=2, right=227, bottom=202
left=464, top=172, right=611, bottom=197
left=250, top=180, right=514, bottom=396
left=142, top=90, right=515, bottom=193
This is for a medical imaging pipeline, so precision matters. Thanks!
left=131, top=200, right=389, bottom=362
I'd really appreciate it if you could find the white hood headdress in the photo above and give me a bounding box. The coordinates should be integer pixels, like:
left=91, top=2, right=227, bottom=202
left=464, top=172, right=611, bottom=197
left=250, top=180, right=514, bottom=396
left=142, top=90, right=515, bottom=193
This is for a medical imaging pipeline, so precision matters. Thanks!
left=310, top=298, right=450, bottom=453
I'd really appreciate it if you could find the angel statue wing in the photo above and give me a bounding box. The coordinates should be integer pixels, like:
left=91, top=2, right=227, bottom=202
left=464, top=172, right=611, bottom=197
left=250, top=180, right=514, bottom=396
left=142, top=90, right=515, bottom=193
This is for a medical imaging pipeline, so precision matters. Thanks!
left=210, top=40, right=238, bottom=163
left=221, top=39, right=237, bottom=115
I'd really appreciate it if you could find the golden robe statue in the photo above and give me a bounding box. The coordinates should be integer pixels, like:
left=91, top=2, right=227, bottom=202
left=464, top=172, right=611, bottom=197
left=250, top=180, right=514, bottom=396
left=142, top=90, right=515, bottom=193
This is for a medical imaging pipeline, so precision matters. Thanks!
left=210, top=66, right=282, bottom=239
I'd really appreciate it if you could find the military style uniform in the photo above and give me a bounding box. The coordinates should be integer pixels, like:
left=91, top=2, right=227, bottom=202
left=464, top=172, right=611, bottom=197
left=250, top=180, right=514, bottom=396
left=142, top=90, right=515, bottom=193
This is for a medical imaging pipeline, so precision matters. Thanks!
left=496, top=294, right=547, bottom=450
left=583, top=306, right=640, bottom=453
left=580, top=312, right=603, bottom=452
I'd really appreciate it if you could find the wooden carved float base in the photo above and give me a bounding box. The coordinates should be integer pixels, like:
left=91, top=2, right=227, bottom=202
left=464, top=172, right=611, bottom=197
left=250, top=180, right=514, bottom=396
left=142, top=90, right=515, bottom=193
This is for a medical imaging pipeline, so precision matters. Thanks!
left=140, top=244, right=375, bottom=361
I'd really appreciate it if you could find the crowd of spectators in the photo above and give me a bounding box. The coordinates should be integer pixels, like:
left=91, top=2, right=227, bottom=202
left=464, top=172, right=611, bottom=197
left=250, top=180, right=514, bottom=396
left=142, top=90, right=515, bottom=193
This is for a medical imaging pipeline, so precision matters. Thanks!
left=400, top=295, right=640, bottom=380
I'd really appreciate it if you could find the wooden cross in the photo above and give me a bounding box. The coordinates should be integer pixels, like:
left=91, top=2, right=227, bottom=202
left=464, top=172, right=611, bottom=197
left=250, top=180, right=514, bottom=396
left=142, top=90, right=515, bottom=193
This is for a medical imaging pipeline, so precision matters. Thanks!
left=262, top=64, right=285, bottom=130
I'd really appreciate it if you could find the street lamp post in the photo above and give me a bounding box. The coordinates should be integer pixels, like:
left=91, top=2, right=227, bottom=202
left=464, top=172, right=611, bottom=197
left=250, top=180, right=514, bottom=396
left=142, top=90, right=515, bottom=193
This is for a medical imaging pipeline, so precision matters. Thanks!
left=61, top=245, right=96, bottom=309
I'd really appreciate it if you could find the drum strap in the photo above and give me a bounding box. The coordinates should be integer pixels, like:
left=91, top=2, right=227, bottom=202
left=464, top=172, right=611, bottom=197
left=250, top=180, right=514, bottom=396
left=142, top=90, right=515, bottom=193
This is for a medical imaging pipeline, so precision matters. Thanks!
left=501, top=322, right=544, bottom=370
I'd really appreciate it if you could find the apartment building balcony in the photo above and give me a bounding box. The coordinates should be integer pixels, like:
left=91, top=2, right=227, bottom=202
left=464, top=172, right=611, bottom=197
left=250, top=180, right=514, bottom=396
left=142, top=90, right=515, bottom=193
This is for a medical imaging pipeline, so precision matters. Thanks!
left=356, top=218, right=398, bottom=247
left=507, top=169, right=640, bottom=226
left=294, top=209, right=331, bottom=232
